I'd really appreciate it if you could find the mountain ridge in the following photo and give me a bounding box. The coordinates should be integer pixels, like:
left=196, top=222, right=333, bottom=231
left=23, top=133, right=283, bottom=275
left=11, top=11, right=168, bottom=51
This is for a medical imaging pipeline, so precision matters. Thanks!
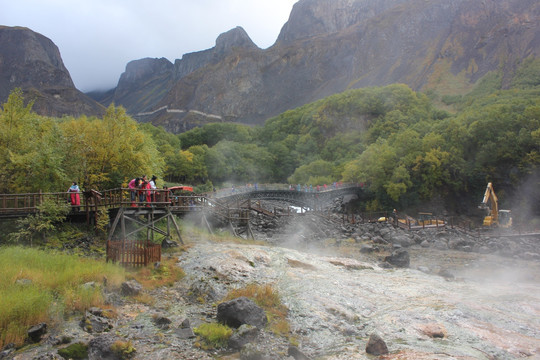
left=101, top=0, right=539, bottom=132
left=0, top=25, right=105, bottom=117
left=1, top=0, right=539, bottom=127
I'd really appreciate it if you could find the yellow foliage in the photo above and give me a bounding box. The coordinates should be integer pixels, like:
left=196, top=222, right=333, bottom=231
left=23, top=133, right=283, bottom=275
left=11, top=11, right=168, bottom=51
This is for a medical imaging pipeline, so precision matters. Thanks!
left=59, top=104, right=164, bottom=189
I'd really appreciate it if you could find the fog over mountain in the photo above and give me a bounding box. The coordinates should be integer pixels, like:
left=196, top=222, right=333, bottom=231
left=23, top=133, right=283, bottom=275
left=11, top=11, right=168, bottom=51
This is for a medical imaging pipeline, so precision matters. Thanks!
left=1, top=0, right=539, bottom=126
left=98, top=0, right=540, bottom=132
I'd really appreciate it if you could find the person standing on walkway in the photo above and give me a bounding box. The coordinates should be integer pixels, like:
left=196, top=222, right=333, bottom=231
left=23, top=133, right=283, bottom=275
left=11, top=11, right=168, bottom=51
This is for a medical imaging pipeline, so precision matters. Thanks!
left=149, top=175, right=158, bottom=202
left=128, top=177, right=141, bottom=207
left=143, top=178, right=152, bottom=205
left=138, top=176, right=148, bottom=204
left=68, top=182, right=80, bottom=211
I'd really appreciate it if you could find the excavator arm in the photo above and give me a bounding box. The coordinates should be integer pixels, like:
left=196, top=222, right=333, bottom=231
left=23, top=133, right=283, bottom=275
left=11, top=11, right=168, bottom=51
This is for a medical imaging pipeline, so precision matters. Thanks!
left=480, top=182, right=499, bottom=226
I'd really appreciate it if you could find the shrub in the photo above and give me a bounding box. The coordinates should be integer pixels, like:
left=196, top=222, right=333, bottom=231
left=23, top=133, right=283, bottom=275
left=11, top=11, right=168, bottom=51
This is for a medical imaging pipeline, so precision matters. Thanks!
left=193, top=323, right=232, bottom=349
left=57, top=342, right=88, bottom=360
left=224, top=283, right=281, bottom=309
left=111, top=340, right=136, bottom=359
left=8, top=198, right=70, bottom=245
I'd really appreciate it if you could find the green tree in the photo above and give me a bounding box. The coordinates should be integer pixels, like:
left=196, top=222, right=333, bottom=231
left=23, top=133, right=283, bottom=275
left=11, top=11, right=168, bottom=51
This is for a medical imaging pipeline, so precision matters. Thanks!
left=342, top=140, right=397, bottom=197
left=384, top=165, right=412, bottom=201
left=0, top=89, right=68, bottom=192
left=206, top=141, right=273, bottom=184
left=179, top=122, right=254, bottom=149
left=165, top=145, right=209, bottom=184
left=287, top=160, right=336, bottom=185
left=60, top=105, right=164, bottom=189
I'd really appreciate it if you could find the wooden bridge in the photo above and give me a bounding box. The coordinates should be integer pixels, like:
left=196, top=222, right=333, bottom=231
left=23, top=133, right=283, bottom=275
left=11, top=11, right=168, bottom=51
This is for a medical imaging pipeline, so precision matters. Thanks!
left=0, top=184, right=364, bottom=266
left=213, top=183, right=365, bottom=208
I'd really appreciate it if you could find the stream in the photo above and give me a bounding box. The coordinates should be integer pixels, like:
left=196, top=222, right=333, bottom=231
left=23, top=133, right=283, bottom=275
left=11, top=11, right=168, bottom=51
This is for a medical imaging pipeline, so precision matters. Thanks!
left=179, top=240, right=540, bottom=359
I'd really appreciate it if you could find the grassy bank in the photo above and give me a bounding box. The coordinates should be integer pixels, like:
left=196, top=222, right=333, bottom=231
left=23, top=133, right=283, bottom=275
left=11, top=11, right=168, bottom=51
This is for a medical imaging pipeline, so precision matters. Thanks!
left=0, top=246, right=126, bottom=348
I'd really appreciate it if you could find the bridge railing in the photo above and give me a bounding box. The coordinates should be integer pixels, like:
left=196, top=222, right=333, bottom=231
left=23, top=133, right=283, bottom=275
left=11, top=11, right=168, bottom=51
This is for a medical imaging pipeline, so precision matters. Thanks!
left=0, top=191, right=91, bottom=215
left=99, top=188, right=172, bottom=208
left=170, top=194, right=212, bottom=212
left=212, top=182, right=362, bottom=198
left=0, top=183, right=364, bottom=218
left=0, top=188, right=175, bottom=216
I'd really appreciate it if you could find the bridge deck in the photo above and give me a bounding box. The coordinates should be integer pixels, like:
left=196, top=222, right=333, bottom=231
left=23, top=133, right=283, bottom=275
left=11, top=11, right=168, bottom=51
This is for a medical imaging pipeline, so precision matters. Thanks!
left=0, top=184, right=364, bottom=220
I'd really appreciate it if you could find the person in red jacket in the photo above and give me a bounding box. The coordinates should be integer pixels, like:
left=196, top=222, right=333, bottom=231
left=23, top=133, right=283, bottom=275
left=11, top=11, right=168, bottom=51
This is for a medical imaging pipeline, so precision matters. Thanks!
left=143, top=179, right=152, bottom=206
left=68, top=182, right=80, bottom=211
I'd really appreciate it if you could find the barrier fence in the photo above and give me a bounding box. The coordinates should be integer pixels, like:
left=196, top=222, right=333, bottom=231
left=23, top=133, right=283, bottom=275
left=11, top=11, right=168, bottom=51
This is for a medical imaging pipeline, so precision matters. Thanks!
left=106, top=239, right=161, bottom=267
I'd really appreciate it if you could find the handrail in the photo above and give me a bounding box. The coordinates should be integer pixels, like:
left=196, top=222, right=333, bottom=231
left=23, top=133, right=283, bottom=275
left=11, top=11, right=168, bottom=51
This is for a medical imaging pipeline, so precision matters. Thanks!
left=210, top=182, right=362, bottom=198
left=0, top=184, right=365, bottom=221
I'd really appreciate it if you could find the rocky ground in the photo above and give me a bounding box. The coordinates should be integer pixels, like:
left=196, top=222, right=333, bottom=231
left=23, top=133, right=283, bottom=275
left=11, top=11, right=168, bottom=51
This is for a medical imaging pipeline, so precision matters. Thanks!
left=4, top=202, right=540, bottom=360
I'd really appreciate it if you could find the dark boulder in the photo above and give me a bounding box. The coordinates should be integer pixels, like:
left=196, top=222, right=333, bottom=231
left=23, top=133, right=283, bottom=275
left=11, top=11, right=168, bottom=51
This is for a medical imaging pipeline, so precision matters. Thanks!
left=365, top=333, right=389, bottom=355
left=384, top=248, right=410, bottom=268
left=288, top=345, right=312, bottom=360
left=81, top=308, right=115, bottom=333
left=120, top=280, right=143, bottom=296
left=87, top=334, right=121, bottom=360
left=161, top=238, right=179, bottom=248
left=217, top=297, right=267, bottom=329
left=228, top=324, right=260, bottom=350
left=176, top=318, right=195, bottom=339
left=27, top=323, right=47, bottom=343
left=152, top=314, right=172, bottom=330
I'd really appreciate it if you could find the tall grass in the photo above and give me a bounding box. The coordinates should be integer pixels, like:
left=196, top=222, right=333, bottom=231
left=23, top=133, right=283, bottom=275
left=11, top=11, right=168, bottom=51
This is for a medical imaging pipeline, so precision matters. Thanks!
left=0, top=246, right=126, bottom=348
left=193, top=323, right=232, bottom=349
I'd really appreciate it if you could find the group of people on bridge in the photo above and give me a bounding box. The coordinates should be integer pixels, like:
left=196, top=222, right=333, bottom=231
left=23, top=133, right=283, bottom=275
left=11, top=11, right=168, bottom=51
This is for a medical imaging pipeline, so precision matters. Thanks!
left=128, top=175, right=158, bottom=207
left=291, top=181, right=344, bottom=193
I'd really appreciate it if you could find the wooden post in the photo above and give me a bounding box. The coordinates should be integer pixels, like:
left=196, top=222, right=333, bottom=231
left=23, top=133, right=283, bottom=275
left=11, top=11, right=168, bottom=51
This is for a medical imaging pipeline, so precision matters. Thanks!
left=167, top=213, right=171, bottom=243
left=169, top=211, right=183, bottom=245
left=121, top=212, right=126, bottom=265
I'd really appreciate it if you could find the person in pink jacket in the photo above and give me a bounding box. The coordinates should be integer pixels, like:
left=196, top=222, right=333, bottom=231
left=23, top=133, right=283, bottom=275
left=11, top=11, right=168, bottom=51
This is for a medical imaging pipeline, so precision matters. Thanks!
left=128, top=177, right=141, bottom=207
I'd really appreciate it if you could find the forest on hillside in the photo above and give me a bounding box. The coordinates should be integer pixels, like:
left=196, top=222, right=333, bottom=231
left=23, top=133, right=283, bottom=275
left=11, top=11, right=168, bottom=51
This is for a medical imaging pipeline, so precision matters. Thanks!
left=1, top=60, right=539, bottom=220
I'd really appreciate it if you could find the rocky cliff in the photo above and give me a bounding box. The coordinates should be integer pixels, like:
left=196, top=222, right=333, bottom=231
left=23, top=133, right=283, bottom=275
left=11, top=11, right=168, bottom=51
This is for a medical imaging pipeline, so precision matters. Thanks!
left=105, top=0, right=539, bottom=132
left=0, top=26, right=105, bottom=117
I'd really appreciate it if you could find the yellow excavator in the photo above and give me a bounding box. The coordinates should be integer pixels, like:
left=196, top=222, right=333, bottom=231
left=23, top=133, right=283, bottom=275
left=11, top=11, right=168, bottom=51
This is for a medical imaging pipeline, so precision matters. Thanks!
left=479, top=182, right=512, bottom=228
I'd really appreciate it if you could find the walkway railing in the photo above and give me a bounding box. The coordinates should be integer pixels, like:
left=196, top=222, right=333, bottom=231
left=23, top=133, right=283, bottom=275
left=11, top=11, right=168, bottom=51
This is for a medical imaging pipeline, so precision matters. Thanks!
left=0, top=191, right=91, bottom=216
left=212, top=182, right=362, bottom=198
left=0, top=183, right=364, bottom=220
left=0, top=189, right=174, bottom=217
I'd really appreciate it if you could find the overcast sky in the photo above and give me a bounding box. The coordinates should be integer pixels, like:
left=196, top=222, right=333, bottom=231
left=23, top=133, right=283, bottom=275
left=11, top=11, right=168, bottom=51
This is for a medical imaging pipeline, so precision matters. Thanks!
left=2, top=0, right=298, bottom=92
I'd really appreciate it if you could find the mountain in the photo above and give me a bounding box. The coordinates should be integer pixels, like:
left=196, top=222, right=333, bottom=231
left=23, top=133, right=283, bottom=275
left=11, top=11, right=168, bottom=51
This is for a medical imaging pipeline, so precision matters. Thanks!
left=98, top=0, right=539, bottom=133
left=0, top=26, right=105, bottom=117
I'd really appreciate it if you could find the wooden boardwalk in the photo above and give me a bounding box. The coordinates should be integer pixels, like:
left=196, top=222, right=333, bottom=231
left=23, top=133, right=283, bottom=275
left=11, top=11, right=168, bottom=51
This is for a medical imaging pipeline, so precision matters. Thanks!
left=0, top=185, right=366, bottom=266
